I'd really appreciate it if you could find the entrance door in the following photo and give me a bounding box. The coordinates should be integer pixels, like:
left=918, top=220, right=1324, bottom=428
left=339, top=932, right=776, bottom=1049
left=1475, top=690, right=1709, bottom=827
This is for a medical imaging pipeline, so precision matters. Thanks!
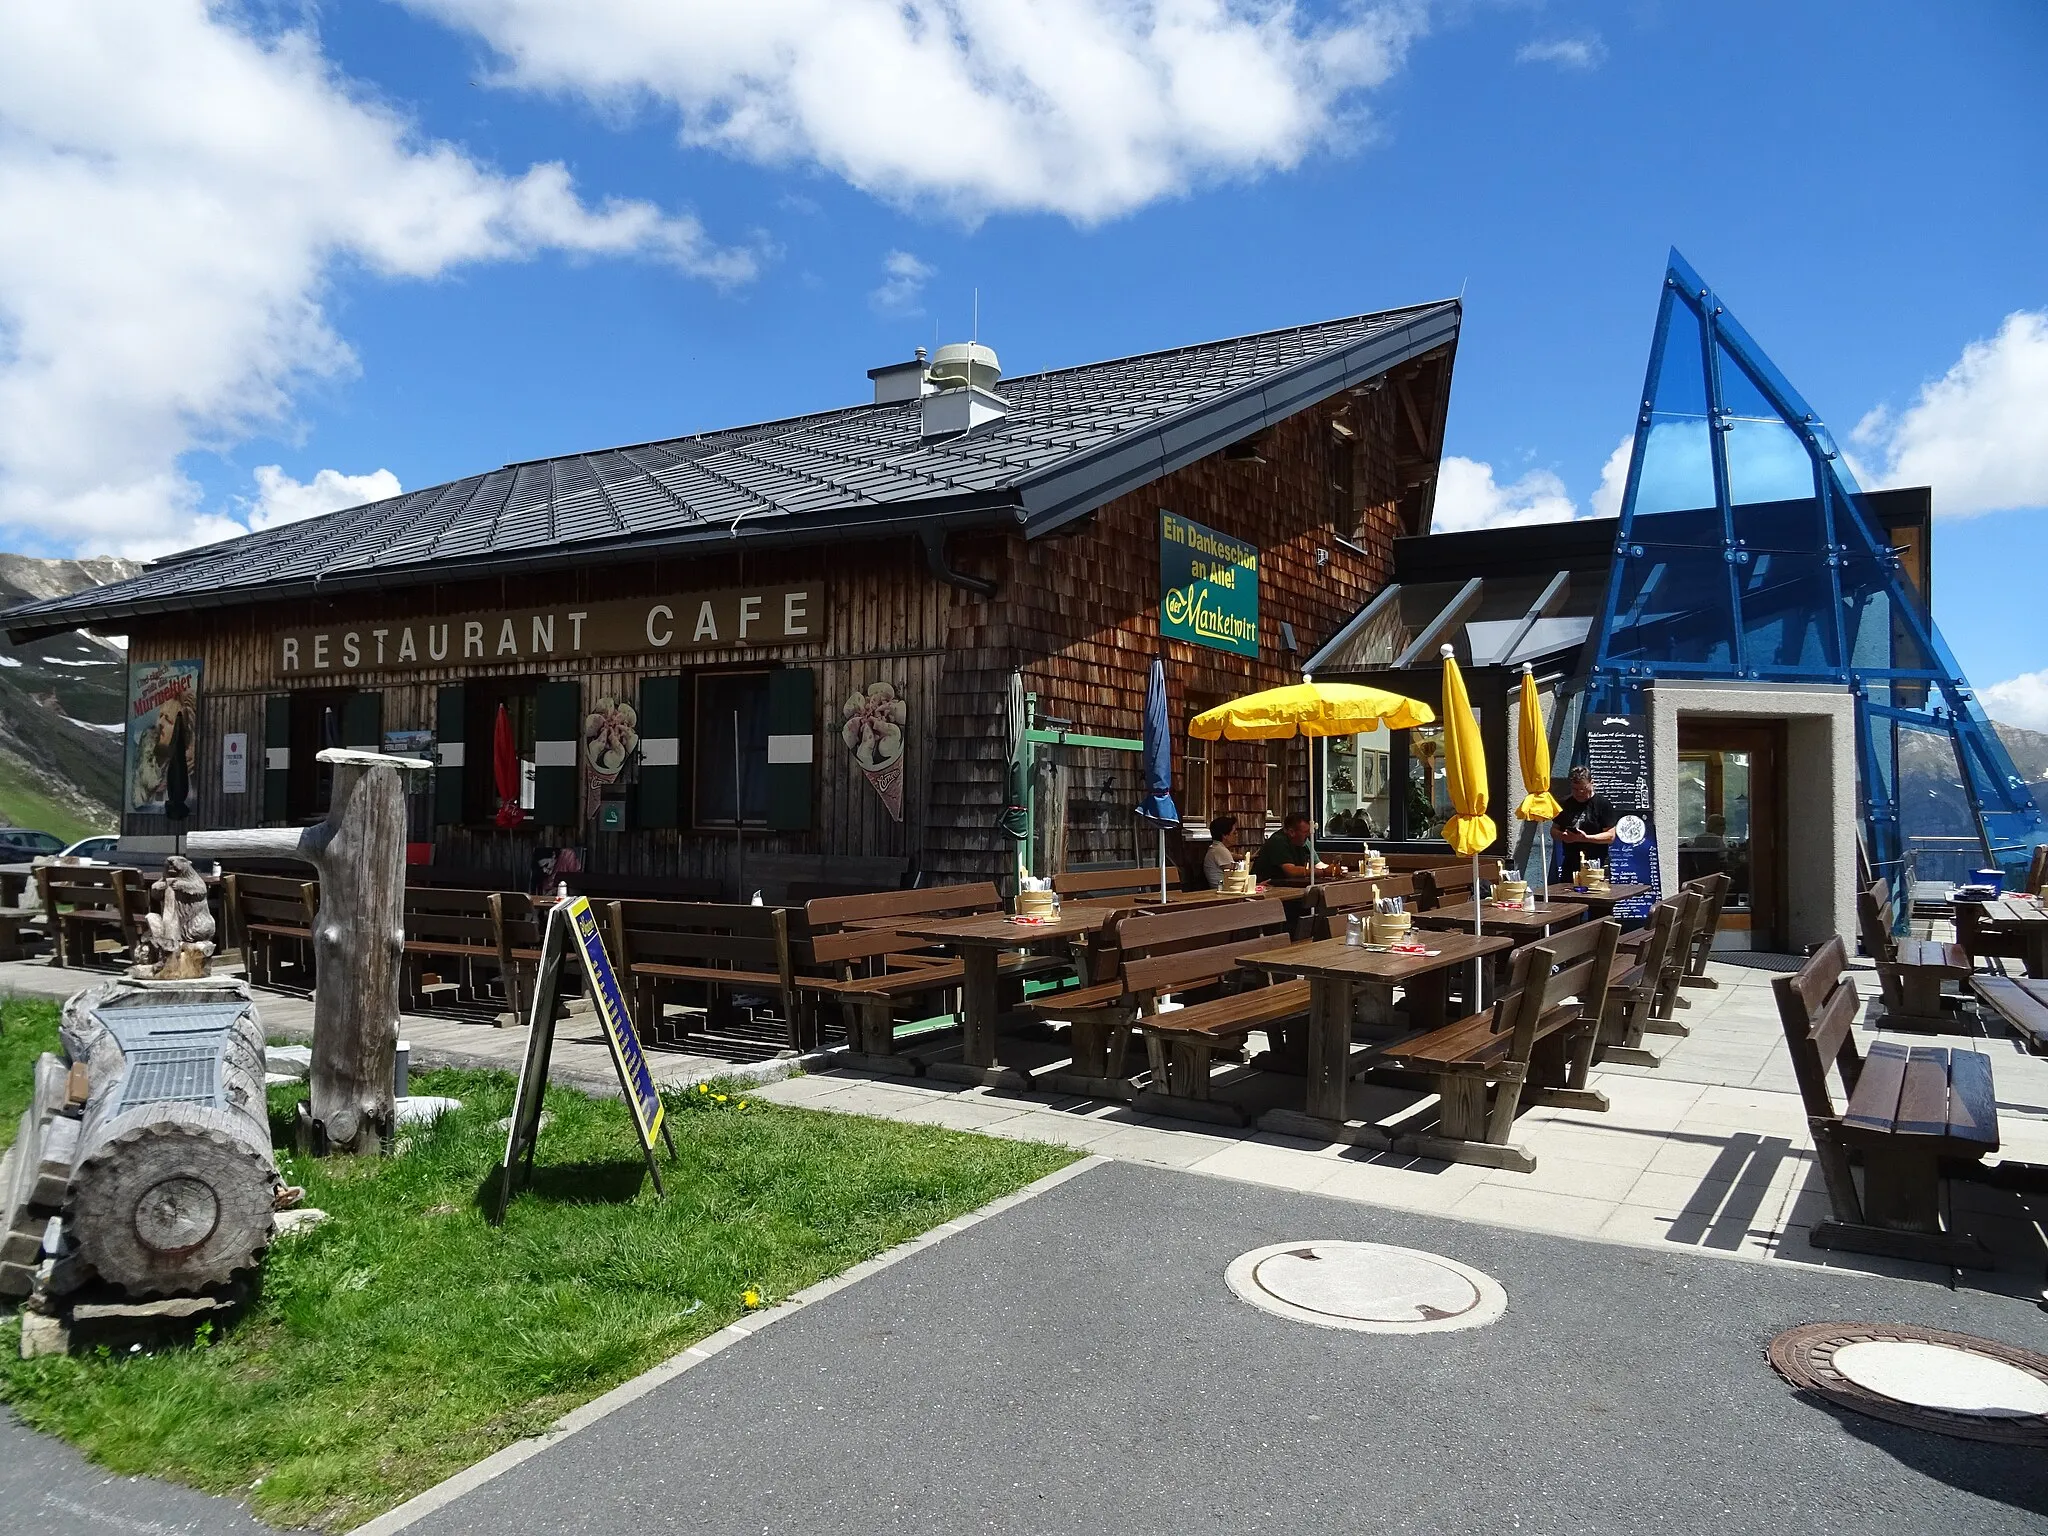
left=1676, top=720, right=1785, bottom=953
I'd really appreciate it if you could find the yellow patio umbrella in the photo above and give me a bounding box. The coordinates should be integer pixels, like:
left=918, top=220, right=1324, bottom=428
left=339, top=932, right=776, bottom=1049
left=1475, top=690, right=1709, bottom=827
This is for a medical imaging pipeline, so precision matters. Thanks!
left=1438, top=644, right=1494, bottom=1000
left=1187, top=681, right=1435, bottom=741
left=1189, top=680, right=1435, bottom=885
left=1514, top=663, right=1560, bottom=888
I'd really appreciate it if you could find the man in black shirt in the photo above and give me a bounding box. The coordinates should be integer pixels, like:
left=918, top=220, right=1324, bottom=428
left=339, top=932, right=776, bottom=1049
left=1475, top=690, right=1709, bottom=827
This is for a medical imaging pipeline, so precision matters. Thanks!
left=1252, top=813, right=1332, bottom=883
left=1553, top=766, right=1618, bottom=875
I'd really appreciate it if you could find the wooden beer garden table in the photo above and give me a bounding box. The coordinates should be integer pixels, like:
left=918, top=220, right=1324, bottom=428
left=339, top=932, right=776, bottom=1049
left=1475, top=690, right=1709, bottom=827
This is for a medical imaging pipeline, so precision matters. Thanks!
left=1415, top=898, right=1588, bottom=944
left=1065, top=888, right=1260, bottom=912
left=1543, top=881, right=1649, bottom=917
left=1237, top=930, right=1512, bottom=1133
left=895, top=908, right=1112, bottom=1088
left=1980, top=895, right=2048, bottom=979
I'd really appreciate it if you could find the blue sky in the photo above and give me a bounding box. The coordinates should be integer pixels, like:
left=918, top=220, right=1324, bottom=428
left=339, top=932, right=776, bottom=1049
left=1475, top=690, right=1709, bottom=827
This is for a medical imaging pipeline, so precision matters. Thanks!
left=2, top=2, right=2044, bottom=714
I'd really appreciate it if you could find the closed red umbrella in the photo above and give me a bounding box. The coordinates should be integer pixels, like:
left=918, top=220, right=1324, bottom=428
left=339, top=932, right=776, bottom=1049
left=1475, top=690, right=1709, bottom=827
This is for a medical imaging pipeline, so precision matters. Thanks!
left=493, top=703, right=524, bottom=829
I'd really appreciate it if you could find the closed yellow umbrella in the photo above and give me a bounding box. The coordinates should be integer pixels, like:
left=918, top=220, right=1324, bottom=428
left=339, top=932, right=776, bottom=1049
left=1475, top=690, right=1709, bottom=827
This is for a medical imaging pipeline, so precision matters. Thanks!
left=1439, top=644, right=1495, bottom=1003
left=1513, top=664, right=1559, bottom=889
left=1438, top=647, right=1494, bottom=857
left=1188, top=679, right=1435, bottom=886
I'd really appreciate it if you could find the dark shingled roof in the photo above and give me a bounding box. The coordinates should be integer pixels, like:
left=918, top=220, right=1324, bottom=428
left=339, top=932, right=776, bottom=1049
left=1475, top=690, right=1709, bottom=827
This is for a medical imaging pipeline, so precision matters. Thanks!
left=5, top=300, right=1458, bottom=638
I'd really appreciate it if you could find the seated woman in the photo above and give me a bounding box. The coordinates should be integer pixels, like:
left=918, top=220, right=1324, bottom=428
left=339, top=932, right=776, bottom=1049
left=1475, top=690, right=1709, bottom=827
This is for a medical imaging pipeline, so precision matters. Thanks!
left=1202, top=815, right=1239, bottom=889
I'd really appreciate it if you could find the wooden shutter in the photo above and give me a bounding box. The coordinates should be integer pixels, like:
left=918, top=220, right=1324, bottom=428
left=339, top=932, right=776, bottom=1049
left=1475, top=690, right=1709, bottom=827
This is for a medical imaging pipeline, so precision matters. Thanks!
left=765, top=666, right=816, bottom=832
left=434, top=685, right=466, bottom=825
left=340, top=690, right=381, bottom=751
left=634, top=676, right=681, bottom=829
left=533, top=679, right=582, bottom=827
left=264, top=694, right=291, bottom=822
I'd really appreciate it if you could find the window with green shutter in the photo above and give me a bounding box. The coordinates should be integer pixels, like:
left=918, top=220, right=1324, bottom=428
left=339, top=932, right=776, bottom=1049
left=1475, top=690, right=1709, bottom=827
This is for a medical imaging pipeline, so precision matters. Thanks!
left=533, top=679, right=582, bottom=827
left=766, top=666, right=815, bottom=832
left=634, top=675, right=682, bottom=829
left=264, top=694, right=291, bottom=823
left=435, top=685, right=466, bottom=825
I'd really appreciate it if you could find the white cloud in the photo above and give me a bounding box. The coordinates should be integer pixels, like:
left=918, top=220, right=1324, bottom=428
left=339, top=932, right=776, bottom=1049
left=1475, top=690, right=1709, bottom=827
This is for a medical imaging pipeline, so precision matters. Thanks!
left=1984, top=669, right=2048, bottom=733
left=244, top=466, right=404, bottom=533
left=1433, top=456, right=1579, bottom=534
left=1851, top=311, right=2048, bottom=517
left=0, top=2, right=751, bottom=558
left=869, top=251, right=936, bottom=317
left=1588, top=436, right=1632, bottom=520
left=407, top=0, right=1430, bottom=223
left=1515, top=36, right=1605, bottom=70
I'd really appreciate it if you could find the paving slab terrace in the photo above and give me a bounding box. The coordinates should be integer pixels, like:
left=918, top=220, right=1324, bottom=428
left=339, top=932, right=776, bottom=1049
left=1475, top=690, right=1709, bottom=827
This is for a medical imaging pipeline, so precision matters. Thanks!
left=753, top=954, right=2048, bottom=1301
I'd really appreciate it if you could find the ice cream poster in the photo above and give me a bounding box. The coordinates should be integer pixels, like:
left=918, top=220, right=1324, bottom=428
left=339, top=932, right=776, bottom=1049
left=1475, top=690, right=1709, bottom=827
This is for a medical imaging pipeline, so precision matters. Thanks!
left=841, top=680, right=906, bottom=822
left=125, top=659, right=202, bottom=815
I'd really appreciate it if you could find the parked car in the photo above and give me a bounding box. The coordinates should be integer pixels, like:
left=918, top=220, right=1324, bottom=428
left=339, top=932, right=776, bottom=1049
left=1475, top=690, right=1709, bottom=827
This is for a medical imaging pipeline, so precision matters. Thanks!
left=0, top=829, right=66, bottom=861
left=54, top=835, right=120, bottom=864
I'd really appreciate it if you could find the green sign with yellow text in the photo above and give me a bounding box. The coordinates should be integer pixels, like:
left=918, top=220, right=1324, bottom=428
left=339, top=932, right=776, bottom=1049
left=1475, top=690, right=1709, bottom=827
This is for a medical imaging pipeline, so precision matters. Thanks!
left=1160, top=511, right=1259, bottom=657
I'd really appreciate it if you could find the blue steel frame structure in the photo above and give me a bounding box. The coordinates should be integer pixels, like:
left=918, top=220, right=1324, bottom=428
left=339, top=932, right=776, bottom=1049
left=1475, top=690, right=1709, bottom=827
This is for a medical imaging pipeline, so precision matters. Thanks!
left=1587, top=250, right=2043, bottom=888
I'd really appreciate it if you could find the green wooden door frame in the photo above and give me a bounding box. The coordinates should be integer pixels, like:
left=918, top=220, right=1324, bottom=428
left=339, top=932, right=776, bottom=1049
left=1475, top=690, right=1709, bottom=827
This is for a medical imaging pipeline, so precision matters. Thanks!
left=1018, top=691, right=1143, bottom=879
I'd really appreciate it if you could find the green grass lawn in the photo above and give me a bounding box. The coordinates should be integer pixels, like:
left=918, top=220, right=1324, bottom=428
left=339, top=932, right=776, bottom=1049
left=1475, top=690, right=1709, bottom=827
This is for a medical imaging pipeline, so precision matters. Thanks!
left=0, top=1000, right=1076, bottom=1529
left=0, top=997, right=64, bottom=1150
left=0, top=776, right=103, bottom=846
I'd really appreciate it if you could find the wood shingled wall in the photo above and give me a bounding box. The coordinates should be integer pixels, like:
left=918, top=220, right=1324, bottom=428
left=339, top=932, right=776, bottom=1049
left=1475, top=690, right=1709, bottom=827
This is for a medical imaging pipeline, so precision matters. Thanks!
left=122, top=347, right=1448, bottom=896
left=920, top=381, right=1424, bottom=885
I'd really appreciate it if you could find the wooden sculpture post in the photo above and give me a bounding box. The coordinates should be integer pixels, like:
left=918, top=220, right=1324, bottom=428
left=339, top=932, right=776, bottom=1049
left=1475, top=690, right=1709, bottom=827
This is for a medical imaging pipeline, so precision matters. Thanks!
left=187, top=749, right=423, bottom=1155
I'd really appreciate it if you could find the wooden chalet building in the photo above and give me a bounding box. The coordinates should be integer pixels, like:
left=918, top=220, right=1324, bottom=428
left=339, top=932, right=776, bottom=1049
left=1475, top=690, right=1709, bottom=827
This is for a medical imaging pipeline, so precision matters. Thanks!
left=3, top=303, right=1459, bottom=898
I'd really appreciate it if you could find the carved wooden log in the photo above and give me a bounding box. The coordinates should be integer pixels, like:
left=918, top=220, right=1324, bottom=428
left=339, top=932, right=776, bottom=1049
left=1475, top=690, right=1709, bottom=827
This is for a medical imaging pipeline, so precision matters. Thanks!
left=61, top=978, right=278, bottom=1297
left=188, top=750, right=416, bottom=1156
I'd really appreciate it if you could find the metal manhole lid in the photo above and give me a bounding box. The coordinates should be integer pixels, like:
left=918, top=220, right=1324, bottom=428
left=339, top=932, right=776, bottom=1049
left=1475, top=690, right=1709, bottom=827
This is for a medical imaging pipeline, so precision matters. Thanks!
left=1769, top=1323, right=2048, bottom=1445
left=1226, top=1241, right=1507, bottom=1334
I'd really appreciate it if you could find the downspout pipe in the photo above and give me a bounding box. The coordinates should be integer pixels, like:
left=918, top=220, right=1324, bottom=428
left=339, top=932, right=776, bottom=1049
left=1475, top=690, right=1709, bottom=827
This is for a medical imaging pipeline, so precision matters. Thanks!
left=920, top=527, right=997, bottom=598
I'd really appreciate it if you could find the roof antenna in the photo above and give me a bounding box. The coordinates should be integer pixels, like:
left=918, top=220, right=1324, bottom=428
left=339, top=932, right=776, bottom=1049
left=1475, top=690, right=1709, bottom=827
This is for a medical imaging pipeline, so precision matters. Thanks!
left=964, top=287, right=979, bottom=442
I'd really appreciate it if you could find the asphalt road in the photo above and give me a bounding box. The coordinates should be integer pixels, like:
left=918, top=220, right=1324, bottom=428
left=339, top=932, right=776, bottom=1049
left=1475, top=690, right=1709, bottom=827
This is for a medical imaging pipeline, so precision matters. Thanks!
left=8, top=1158, right=2047, bottom=1535
left=0, top=1412, right=277, bottom=1536
left=405, top=1159, right=2048, bottom=1536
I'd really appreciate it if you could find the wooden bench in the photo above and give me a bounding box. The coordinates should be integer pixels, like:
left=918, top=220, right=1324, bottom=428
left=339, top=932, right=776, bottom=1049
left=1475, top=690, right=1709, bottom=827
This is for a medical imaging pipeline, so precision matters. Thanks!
left=1970, top=974, right=2048, bottom=1055
left=1021, top=899, right=1301, bottom=1114
left=1376, top=919, right=1620, bottom=1171
left=1858, top=877, right=1970, bottom=1026
left=223, top=871, right=318, bottom=990
left=37, top=865, right=144, bottom=969
left=796, top=883, right=1061, bottom=1073
left=1053, top=865, right=1182, bottom=903
left=401, top=887, right=512, bottom=1014
left=1955, top=897, right=2032, bottom=975
left=604, top=900, right=802, bottom=1048
left=1773, top=936, right=1998, bottom=1267
left=1289, top=873, right=1419, bottom=941
left=1412, top=863, right=1477, bottom=912
left=1598, top=895, right=1681, bottom=1067
left=1676, top=871, right=1730, bottom=990
left=0, top=903, right=43, bottom=960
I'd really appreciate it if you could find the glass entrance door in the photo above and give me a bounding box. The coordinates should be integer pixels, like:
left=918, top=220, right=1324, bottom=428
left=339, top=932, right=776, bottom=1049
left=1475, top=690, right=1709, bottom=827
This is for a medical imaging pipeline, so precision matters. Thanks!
left=1676, top=721, right=1785, bottom=952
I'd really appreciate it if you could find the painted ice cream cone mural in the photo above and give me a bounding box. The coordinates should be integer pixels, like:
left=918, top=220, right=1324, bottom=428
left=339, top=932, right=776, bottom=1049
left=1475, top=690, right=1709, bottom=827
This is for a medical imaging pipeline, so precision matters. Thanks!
left=843, top=679, right=907, bottom=822
left=583, top=695, right=640, bottom=785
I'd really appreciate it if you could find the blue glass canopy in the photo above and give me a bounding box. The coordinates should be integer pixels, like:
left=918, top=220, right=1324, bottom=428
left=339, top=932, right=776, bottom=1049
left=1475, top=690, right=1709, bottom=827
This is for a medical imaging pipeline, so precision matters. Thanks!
left=1589, top=251, right=2043, bottom=889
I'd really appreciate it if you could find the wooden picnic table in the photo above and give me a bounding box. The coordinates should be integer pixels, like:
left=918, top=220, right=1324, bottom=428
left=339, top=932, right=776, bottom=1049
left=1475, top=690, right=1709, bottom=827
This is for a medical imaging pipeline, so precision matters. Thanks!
left=1544, top=881, right=1650, bottom=917
left=1415, top=898, right=1588, bottom=943
left=1979, top=896, right=2048, bottom=978
left=0, top=863, right=34, bottom=908
left=1066, top=888, right=1262, bottom=911
left=896, top=908, right=1111, bottom=1087
left=1238, top=930, right=1513, bottom=1130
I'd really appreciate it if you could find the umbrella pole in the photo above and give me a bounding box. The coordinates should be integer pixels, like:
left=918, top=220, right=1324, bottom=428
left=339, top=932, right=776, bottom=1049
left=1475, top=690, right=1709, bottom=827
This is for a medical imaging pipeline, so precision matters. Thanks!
left=1472, top=850, right=1484, bottom=1010
left=1159, top=826, right=1168, bottom=905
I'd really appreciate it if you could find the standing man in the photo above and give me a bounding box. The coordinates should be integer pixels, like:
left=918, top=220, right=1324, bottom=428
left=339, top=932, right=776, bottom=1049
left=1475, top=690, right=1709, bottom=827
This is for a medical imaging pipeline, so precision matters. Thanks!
left=1552, top=766, right=1618, bottom=878
left=1251, top=812, right=1333, bottom=883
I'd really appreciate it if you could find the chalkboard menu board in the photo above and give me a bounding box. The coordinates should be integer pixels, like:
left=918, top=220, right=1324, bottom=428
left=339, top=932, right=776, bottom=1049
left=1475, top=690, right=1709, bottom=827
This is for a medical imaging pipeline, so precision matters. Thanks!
left=1582, top=713, right=1660, bottom=922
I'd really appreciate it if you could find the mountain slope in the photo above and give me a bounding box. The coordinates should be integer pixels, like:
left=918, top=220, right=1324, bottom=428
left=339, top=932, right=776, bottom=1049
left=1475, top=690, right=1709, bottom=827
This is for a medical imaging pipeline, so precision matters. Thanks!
left=0, top=555, right=141, bottom=839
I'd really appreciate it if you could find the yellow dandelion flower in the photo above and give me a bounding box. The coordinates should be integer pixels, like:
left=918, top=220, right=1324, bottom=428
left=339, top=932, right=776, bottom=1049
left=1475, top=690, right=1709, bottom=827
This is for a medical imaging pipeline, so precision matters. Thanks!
left=714, top=1094, right=727, bottom=1103
left=743, top=1289, right=761, bottom=1309
left=697, top=1083, right=708, bottom=1094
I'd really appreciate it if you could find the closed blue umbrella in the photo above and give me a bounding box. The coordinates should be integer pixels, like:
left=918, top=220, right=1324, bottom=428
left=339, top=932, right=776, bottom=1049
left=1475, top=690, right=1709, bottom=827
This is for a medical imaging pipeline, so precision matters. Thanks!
left=1137, top=658, right=1178, bottom=902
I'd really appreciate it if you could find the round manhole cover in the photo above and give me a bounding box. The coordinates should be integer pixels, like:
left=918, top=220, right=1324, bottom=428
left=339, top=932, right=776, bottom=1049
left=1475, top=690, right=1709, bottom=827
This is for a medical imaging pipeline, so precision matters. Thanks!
left=1225, top=1241, right=1506, bottom=1334
left=1769, top=1324, right=2048, bottom=1445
